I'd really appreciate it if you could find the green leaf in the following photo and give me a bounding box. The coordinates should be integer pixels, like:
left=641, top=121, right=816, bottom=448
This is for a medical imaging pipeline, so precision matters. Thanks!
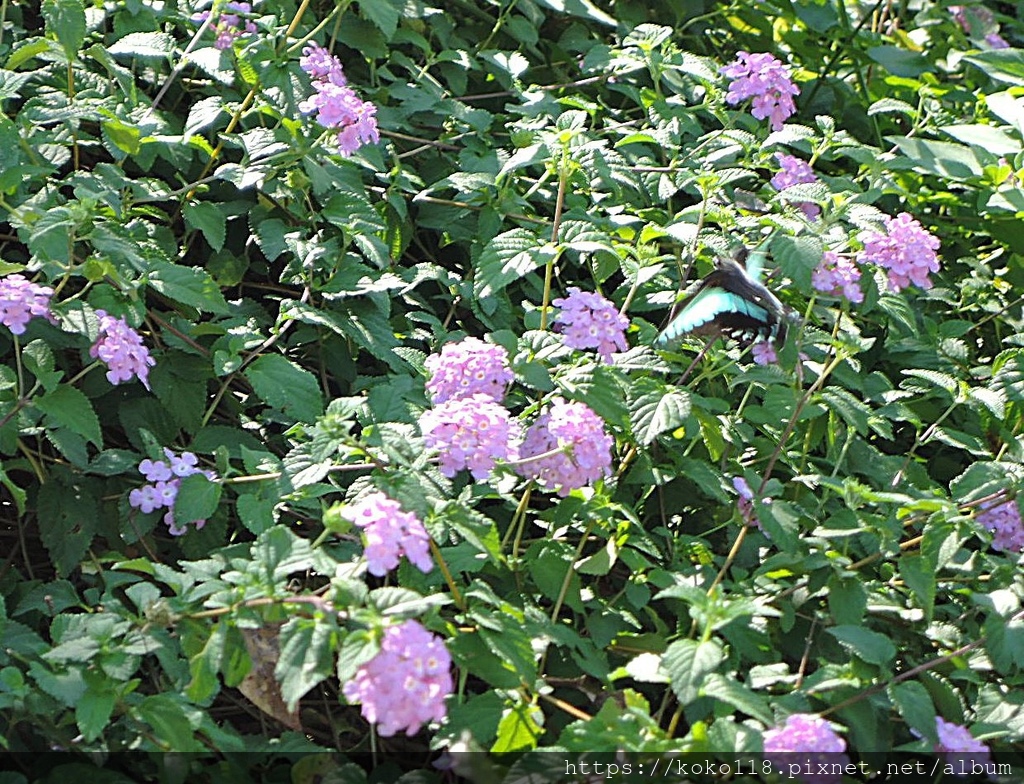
left=441, top=691, right=503, bottom=748
left=827, top=625, right=896, bottom=667
left=902, top=368, right=959, bottom=395
left=887, top=136, right=985, bottom=180
left=245, top=354, right=324, bottom=422
left=818, top=388, right=871, bottom=436
left=7, top=38, right=56, bottom=71
left=475, top=228, right=556, bottom=299
left=528, top=539, right=581, bottom=611
left=889, top=681, right=937, bottom=744
left=28, top=206, right=76, bottom=264
left=184, top=95, right=226, bottom=140
left=440, top=504, right=503, bottom=565
left=275, top=617, right=335, bottom=712
left=336, top=629, right=378, bottom=683
left=950, top=461, right=1018, bottom=504
left=533, top=0, right=616, bottom=26
left=758, top=499, right=800, bottom=553
left=899, top=553, right=936, bottom=620
left=368, top=587, right=451, bottom=617
left=102, top=118, right=141, bottom=155
left=701, top=674, right=772, bottom=724
left=36, top=474, right=98, bottom=576
left=251, top=216, right=288, bottom=261
left=251, top=526, right=315, bottom=583
left=968, top=386, right=1006, bottom=419
left=284, top=299, right=404, bottom=372
left=28, top=661, right=86, bottom=707
left=46, top=428, right=88, bottom=468
left=448, top=630, right=522, bottom=688
left=34, top=385, right=102, bottom=448
left=630, top=380, right=691, bottom=445
left=182, top=201, right=226, bottom=252
left=108, top=31, right=176, bottom=60
left=357, top=0, right=400, bottom=36
left=867, top=98, right=917, bottom=117
left=186, top=621, right=225, bottom=703
left=827, top=576, right=867, bottom=626
left=661, top=639, right=723, bottom=703
left=77, top=675, right=116, bottom=741
left=478, top=623, right=538, bottom=685
left=491, top=701, right=544, bottom=752
left=940, top=124, right=1020, bottom=157
left=984, top=617, right=1024, bottom=674
left=136, top=694, right=200, bottom=750
left=173, top=473, right=221, bottom=527
left=236, top=493, right=276, bottom=535
left=147, top=262, right=230, bottom=314
left=987, top=92, right=1024, bottom=136
left=772, top=233, right=822, bottom=291
left=43, top=0, right=86, bottom=59
left=964, top=49, right=1024, bottom=87
left=866, top=46, right=931, bottom=78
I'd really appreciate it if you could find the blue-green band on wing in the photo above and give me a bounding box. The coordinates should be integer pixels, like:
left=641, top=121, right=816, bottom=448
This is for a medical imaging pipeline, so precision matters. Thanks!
left=655, top=287, right=771, bottom=346
left=655, top=240, right=787, bottom=348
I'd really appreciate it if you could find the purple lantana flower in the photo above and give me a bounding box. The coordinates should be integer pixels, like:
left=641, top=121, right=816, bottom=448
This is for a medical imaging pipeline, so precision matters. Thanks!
left=857, top=213, right=940, bottom=292
left=90, top=310, right=156, bottom=389
left=424, top=337, right=514, bottom=405
left=812, top=251, right=863, bottom=304
left=976, top=499, right=1024, bottom=553
left=342, top=620, right=452, bottom=736
left=128, top=449, right=216, bottom=535
left=770, top=153, right=820, bottom=219
left=0, top=274, right=54, bottom=335
left=515, top=398, right=613, bottom=496
left=552, top=287, right=629, bottom=363
left=721, top=51, right=800, bottom=131
left=342, top=492, right=432, bottom=576
left=419, top=394, right=519, bottom=481
left=299, top=43, right=379, bottom=156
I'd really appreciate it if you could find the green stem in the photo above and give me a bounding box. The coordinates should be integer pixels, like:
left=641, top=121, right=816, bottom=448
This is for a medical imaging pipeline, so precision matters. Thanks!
left=429, top=538, right=465, bottom=611
left=539, top=161, right=569, bottom=331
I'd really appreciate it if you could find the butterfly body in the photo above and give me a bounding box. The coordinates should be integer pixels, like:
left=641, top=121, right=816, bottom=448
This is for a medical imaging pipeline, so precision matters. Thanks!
left=655, top=243, right=787, bottom=348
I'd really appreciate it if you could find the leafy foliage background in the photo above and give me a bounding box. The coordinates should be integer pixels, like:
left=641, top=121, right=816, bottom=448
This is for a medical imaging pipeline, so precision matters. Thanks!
left=1, top=0, right=1024, bottom=779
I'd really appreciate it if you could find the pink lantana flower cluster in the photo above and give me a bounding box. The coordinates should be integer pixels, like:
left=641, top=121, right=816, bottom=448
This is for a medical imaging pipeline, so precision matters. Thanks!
left=934, top=717, right=990, bottom=767
left=721, top=51, right=800, bottom=132
left=419, top=338, right=518, bottom=482
left=342, top=492, right=432, bottom=576
left=193, top=2, right=257, bottom=50
left=419, top=394, right=519, bottom=480
left=514, top=397, right=613, bottom=496
left=342, top=619, right=452, bottom=737
left=90, top=310, right=156, bottom=389
left=812, top=250, right=864, bottom=304
left=770, top=153, right=821, bottom=220
left=976, top=499, right=1024, bottom=553
left=763, top=714, right=849, bottom=784
left=552, top=287, right=629, bottom=363
left=128, top=449, right=216, bottom=536
left=424, top=336, right=514, bottom=404
left=0, top=274, right=54, bottom=335
left=418, top=336, right=614, bottom=494
left=298, top=43, right=379, bottom=157
left=857, top=213, right=940, bottom=292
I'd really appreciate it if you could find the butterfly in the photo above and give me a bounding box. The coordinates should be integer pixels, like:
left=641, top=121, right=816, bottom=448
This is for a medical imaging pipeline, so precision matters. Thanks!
left=655, top=238, right=789, bottom=349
